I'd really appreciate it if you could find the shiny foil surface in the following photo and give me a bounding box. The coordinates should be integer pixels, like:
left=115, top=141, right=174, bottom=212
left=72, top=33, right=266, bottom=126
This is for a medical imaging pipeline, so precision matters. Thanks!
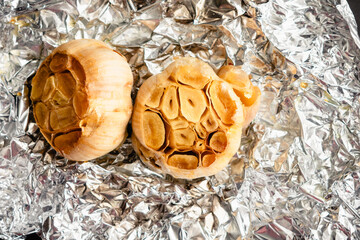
left=1, top=0, right=360, bottom=239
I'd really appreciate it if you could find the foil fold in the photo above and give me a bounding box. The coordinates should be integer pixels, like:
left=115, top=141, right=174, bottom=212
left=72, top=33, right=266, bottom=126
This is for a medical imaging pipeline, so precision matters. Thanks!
left=1, top=0, right=360, bottom=239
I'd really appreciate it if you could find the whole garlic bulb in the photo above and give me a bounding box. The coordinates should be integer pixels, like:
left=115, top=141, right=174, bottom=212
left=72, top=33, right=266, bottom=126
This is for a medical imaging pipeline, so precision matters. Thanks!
left=31, top=39, right=133, bottom=161
left=132, top=57, right=245, bottom=179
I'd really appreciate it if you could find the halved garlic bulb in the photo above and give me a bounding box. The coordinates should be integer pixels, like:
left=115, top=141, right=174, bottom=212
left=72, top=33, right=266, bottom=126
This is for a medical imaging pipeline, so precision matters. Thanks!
left=132, top=57, right=245, bottom=179
left=31, top=39, right=133, bottom=161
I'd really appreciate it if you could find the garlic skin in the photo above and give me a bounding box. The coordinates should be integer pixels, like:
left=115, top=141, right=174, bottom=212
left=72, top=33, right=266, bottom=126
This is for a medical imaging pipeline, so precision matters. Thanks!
left=132, top=57, right=244, bottom=179
left=31, top=39, right=133, bottom=161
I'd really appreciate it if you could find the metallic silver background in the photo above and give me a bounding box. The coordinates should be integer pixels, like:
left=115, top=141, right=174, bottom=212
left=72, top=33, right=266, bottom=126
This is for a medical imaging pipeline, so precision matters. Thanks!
left=0, top=0, right=359, bottom=239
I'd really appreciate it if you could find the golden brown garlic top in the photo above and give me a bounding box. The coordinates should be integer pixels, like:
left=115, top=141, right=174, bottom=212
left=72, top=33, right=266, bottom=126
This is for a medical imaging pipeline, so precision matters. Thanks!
left=132, top=57, right=246, bottom=179
left=31, top=39, right=133, bottom=161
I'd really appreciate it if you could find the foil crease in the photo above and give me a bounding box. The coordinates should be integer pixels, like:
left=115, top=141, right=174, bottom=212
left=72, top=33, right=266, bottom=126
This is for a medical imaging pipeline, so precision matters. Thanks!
left=1, top=0, right=360, bottom=239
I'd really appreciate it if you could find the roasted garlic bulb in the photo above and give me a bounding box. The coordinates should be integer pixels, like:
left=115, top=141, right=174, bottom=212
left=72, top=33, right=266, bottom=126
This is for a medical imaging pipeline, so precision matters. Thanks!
left=31, top=39, right=133, bottom=161
left=132, top=57, right=248, bottom=179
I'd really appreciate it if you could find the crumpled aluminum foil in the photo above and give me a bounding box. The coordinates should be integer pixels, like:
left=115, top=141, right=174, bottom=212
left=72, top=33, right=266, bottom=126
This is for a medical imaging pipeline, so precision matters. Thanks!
left=1, top=0, right=360, bottom=239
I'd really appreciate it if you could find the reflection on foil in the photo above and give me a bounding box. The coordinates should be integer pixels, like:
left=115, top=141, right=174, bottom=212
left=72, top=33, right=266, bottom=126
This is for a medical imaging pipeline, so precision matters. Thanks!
left=1, top=0, right=360, bottom=239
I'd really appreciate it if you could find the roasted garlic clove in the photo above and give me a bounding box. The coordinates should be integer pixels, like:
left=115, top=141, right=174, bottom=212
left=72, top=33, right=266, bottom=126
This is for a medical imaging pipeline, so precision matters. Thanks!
left=218, top=65, right=261, bottom=127
left=208, top=131, right=227, bottom=152
left=178, top=86, right=207, bottom=123
left=201, top=109, right=218, bottom=132
left=201, top=152, right=216, bottom=167
left=132, top=57, right=244, bottom=179
left=169, top=117, right=189, bottom=130
left=31, top=39, right=133, bottom=161
left=160, top=86, right=179, bottom=120
left=169, top=127, right=196, bottom=150
left=170, top=60, right=215, bottom=89
left=143, top=111, right=166, bottom=150
left=168, top=153, right=199, bottom=170
left=34, top=102, right=50, bottom=129
left=209, top=81, right=241, bottom=125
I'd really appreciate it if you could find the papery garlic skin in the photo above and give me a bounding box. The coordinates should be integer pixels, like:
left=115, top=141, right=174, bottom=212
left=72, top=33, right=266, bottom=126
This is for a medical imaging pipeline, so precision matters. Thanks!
left=31, top=39, right=133, bottom=161
left=132, top=57, right=245, bottom=179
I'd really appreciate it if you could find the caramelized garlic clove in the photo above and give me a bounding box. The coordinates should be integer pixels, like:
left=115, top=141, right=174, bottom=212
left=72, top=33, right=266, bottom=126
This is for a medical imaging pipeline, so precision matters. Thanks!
left=131, top=134, right=161, bottom=169
left=49, top=53, right=69, bottom=73
left=237, top=85, right=261, bottom=106
left=41, top=75, right=56, bottom=102
left=50, top=106, right=78, bottom=131
left=31, top=65, right=51, bottom=101
left=209, top=81, right=238, bottom=125
left=168, top=153, right=198, bottom=170
left=53, top=131, right=81, bottom=154
left=194, top=122, right=207, bottom=139
left=169, top=117, right=189, bottom=130
left=171, top=65, right=208, bottom=89
left=178, top=85, right=207, bottom=122
left=209, top=131, right=227, bottom=152
left=160, top=86, right=179, bottom=120
left=242, top=86, right=261, bottom=127
left=201, top=109, right=218, bottom=132
left=218, top=65, right=261, bottom=127
left=51, top=90, right=69, bottom=107
left=201, top=152, right=216, bottom=167
left=146, top=87, right=165, bottom=108
left=218, top=65, right=251, bottom=91
left=73, top=91, right=89, bottom=118
left=70, top=58, right=86, bottom=85
left=34, top=102, right=50, bottom=129
left=143, top=111, right=166, bottom=150
left=56, top=72, right=76, bottom=99
left=219, top=65, right=260, bottom=107
left=169, top=127, right=196, bottom=150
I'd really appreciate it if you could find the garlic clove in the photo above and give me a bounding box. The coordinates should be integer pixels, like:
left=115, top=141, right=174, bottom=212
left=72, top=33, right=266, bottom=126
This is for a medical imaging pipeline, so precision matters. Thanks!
left=201, top=152, right=216, bottom=167
left=41, top=75, right=56, bottom=102
left=218, top=65, right=251, bottom=91
left=170, top=58, right=215, bottom=89
left=143, top=111, right=166, bottom=150
left=53, top=131, right=81, bottom=154
left=169, top=127, right=196, bottom=150
left=209, top=81, right=240, bottom=125
left=194, top=122, right=208, bottom=139
left=209, top=131, right=227, bottom=152
left=56, top=72, right=76, bottom=99
left=218, top=65, right=261, bottom=127
left=31, top=65, right=51, bottom=101
left=146, top=87, right=165, bottom=108
left=169, top=117, right=189, bottom=130
left=34, top=102, right=50, bottom=129
left=50, top=53, right=69, bottom=73
left=178, top=85, right=207, bottom=123
left=73, top=91, right=89, bottom=118
left=160, top=85, right=179, bottom=120
left=201, top=109, right=218, bottom=133
left=49, top=106, right=78, bottom=131
left=168, top=153, right=199, bottom=170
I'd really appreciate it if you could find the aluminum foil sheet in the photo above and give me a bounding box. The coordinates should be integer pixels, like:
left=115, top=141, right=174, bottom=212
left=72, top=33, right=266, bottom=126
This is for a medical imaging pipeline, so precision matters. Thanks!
left=1, top=0, right=360, bottom=239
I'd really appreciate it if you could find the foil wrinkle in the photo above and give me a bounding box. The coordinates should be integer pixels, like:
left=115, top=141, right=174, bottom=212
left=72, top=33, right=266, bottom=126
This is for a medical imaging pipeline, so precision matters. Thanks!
left=0, top=0, right=360, bottom=239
